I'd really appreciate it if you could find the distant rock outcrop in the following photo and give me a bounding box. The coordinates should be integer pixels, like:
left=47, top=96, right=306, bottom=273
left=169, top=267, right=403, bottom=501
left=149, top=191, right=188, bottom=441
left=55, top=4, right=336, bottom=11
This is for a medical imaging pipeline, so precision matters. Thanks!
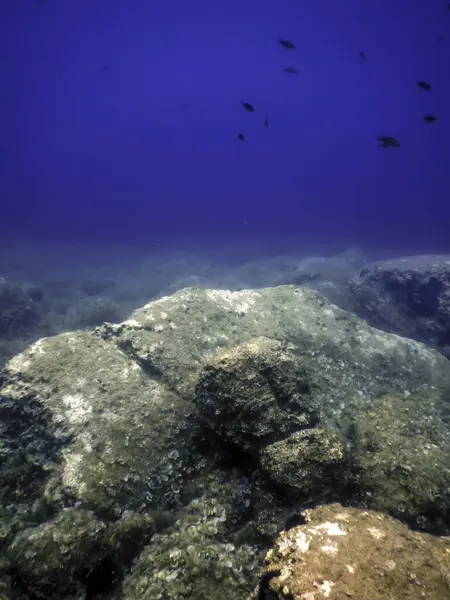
left=351, top=255, right=450, bottom=358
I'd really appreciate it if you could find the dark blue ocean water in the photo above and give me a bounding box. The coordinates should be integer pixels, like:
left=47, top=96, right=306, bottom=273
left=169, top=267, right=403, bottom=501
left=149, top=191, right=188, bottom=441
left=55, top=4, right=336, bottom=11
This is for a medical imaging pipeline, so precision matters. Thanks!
left=1, top=0, right=449, bottom=255
left=1, top=8, right=450, bottom=595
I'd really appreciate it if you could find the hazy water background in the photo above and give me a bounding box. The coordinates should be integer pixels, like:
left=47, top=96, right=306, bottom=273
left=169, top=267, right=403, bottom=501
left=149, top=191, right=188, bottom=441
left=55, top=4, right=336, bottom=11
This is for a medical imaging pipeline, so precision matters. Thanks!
left=1, top=0, right=449, bottom=260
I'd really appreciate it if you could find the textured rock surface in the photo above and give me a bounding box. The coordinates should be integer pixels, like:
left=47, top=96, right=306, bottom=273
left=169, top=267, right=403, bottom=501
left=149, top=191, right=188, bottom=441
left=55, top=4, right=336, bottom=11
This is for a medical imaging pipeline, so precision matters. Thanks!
left=194, top=337, right=319, bottom=453
left=349, top=392, right=450, bottom=532
left=1, top=285, right=450, bottom=598
left=253, top=503, right=450, bottom=600
left=2, top=285, right=450, bottom=529
left=108, top=286, right=450, bottom=428
left=122, top=495, right=260, bottom=600
left=5, top=507, right=156, bottom=599
left=259, top=428, right=348, bottom=501
left=0, top=330, right=195, bottom=537
left=351, top=255, right=450, bottom=357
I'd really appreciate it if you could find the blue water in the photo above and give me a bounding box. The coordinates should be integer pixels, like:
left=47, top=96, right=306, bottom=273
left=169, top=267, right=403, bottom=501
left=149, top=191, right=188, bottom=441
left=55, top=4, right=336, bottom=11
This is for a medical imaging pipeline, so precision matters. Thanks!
left=1, top=0, right=449, bottom=254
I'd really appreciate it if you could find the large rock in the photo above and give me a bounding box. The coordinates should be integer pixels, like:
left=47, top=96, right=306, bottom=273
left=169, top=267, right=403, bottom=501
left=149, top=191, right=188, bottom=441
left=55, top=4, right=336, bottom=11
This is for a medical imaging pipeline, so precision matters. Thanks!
left=351, top=255, right=450, bottom=357
left=122, top=495, right=260, bottom=600
left=259, top=428, right=348, bottom=502
left=252, top=503, right=450, bottom=600
left=349, top=392, right=450, bottom=532
left=2, top=285, right=448, bottom=524
left=194, top=337, right=319, bottom=454
left=1, top=285, right=450, bottom=597
left=5, top=507, right=156, bottom=599
left=0, top=330, right=195, bottom=528
left=105, top=286, right=450, bottom=428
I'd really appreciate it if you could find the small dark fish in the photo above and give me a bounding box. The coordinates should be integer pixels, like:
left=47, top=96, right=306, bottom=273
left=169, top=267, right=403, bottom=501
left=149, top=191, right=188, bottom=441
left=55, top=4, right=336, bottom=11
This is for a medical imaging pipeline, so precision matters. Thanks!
left=238, top=133, right=244, bottom=141
left=102, top=65, right=111, bottom=71
left=279, top=38, right=296, bottom=50
left=242, top=102, right=255, bottom=112
left=424, top=115, right=436, bottom=122
left=417, top=81, right=432, bottom=90
left=264, top=117, right=268, bottom=127
left=377, top=135, right=400, bottom=148
left=283, top=67, right=297, bottom=74
left=358, top=51, right=366, bottom=60
left=36, top=0, right=45, bottom=5
left=438, top=34, right=444, bottom=41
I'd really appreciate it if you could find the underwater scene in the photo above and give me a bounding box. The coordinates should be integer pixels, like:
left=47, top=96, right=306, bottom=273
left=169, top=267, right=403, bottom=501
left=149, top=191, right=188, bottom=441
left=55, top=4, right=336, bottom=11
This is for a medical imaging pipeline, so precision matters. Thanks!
left=1, top=0, right=450, bottom=598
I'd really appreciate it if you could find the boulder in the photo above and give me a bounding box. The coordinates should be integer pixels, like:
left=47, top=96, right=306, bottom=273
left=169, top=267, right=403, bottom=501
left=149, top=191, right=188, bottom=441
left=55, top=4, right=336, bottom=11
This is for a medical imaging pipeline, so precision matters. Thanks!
left=252, top=503, right=450, bottom=600
left=6, top=507, right=156, bottom=599
left=108, top=286, right=450, bottom=429
left=0, top=330, right=195, bottom=527
left=259, top=428, right=348, bottom=501
left=122, top=496, right=260, bottom=600
left=1, top=285, right=450, bottom=598
left=194, top=337, right=319, bottom=454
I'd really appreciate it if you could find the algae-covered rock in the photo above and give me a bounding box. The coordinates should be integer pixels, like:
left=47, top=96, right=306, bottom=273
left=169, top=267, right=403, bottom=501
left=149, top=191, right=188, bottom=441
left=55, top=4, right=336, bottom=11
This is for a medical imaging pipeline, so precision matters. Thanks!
left=259, top=428, right=348, bottom=501
left=122, top=496, right=260, bottom=600
left=1, top=285, right=450, bottom=598
left=2, top=286, right=450, bottom=539
left=194, top=337, right=319, bottom=453
left=350, top=393, right=450, bottom=531
left=108, top=286, right=450, bottom=429
left=0, top=330, right=195, bottom=530
left=254, top=503, right=450, bottom=600
left=6, top=508, right=107, bottom=590
left=105, top=509, right=158, bottom=567
left=5, top=507, right=157, bottom=599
